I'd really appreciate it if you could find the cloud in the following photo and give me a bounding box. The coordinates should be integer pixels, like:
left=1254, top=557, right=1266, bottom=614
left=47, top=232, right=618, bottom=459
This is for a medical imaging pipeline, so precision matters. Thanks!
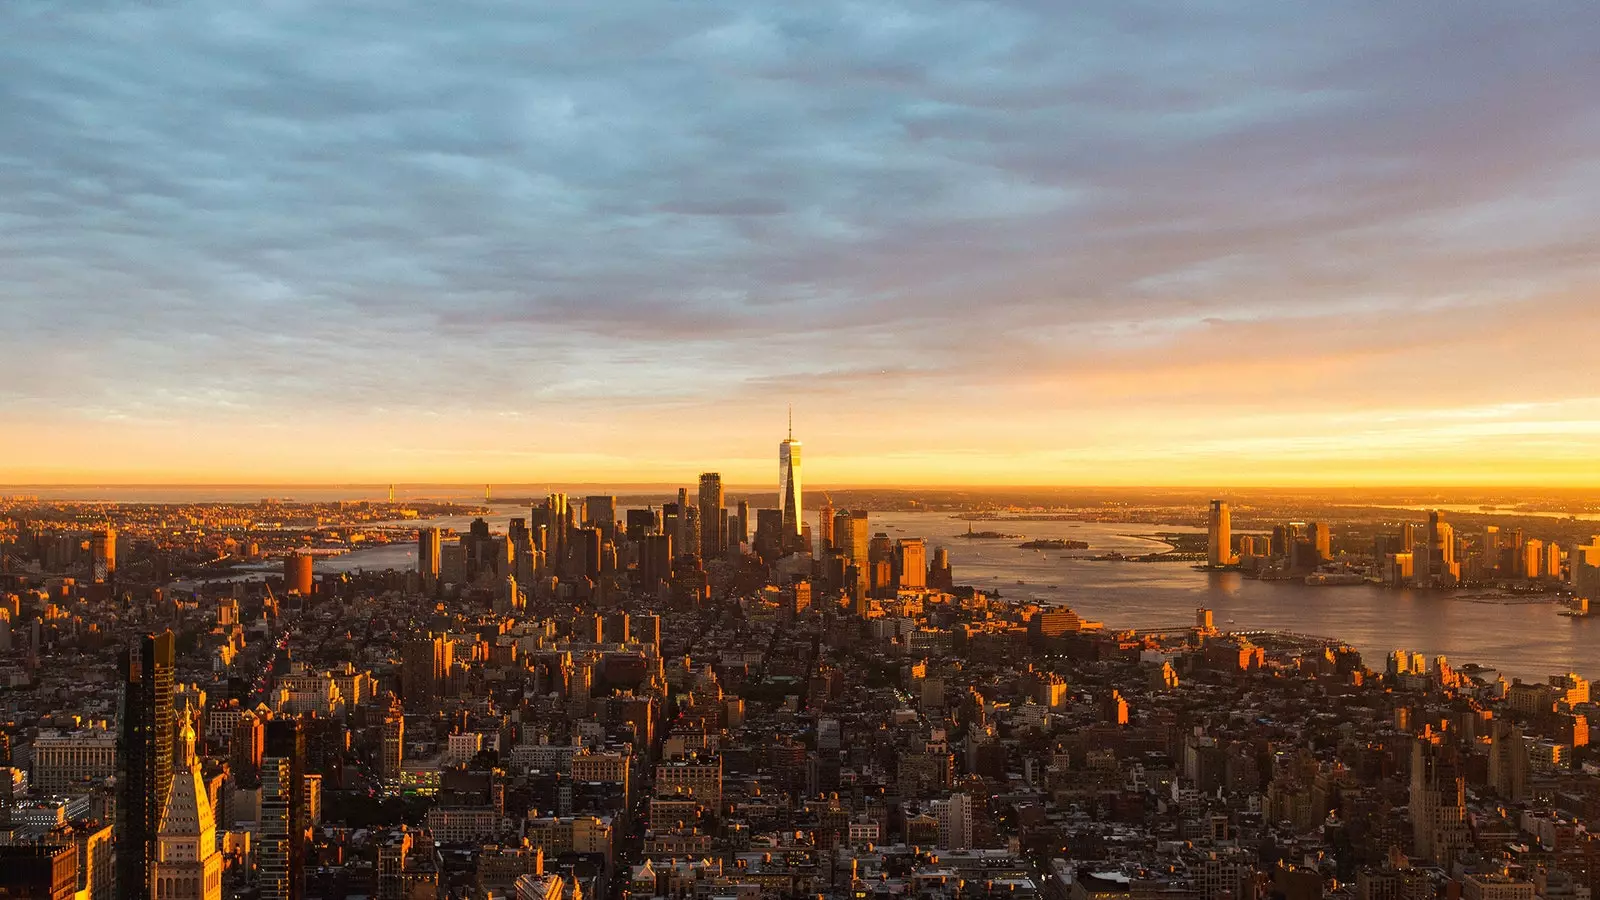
left=1, top=0, right=1598, bottom=482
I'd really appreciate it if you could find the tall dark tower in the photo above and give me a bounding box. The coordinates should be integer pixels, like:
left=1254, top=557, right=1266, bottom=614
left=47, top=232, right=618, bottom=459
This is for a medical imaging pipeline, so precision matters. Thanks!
left=119, top=631, right=176, bottom=900
left=261, top=719, right=307, bottom=900
left=698, top=473, right=725, bottom=558
left=779, top=409, right=803, bottom=545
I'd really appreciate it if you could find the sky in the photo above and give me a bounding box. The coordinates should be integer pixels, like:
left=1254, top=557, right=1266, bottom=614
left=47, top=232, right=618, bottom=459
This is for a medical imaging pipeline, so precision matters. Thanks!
left=2, top=1, right=1599, bottom=487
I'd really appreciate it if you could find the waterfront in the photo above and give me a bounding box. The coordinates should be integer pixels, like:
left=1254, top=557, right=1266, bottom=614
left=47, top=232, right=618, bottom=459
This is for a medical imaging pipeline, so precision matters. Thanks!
left=291, top=508, right=1599, bottom=683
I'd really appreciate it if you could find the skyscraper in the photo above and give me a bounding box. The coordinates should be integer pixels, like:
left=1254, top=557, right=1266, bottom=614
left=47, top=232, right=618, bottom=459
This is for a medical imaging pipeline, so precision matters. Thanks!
left=260, top=720, right=307, bottom=900
left=119, top=631, right=175, bottom=900
left=817, top=495, right=835, bottom=554
left=698, top=473, right=725, bottom=558
left=379, top=694, right=404, bottom=784
left=152, top=721, right=222, bottom=900
left=1207, top=501, right=1234, bottom=567
left=1427, top=510, right=1459, bottom=585
left=735, top=500, right=749, bottom=546
left=1310, top=522, right=1331, bottom=563
left=584, top=495, right=617, bottom=541
left=779, top=413, right=802, bottom=542
left=91, top=526, right=116, bottom=585
left=417, top=527, right=441, bottom=587
left=896, top=538, right=927, bottom=591
left=835, top=510, right=869, bottom=566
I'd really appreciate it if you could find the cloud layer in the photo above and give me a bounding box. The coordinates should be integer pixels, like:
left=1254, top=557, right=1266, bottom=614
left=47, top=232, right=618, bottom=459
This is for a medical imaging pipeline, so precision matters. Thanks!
left=3, top=0, right=1599, bottom=484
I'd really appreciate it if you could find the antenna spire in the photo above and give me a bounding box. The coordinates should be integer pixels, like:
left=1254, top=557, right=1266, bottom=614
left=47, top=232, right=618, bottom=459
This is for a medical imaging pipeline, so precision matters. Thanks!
left=787, top=404, right=793, bottom=440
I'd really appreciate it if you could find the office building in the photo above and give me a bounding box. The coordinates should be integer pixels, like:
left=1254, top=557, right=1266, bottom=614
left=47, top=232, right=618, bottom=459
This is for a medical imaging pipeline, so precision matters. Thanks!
left=639, top=534, right=673, bottom=589
left=260, top=720, right=307, bottom=900
left=152, top=721, right=223, bottom=900
left=0, top=843, right=78, bottom=900
left=33, top=728, right=117, bottom=794
left=400, top=635, right=453, bottom=709
left=418, top=527, right=441, bottom=585
left=835, top=510, right=870, bottom=565
left=625, top=508, right=657, bottom=541
left=1410, top=737, right=1468, bottom=867
left=933, top=793, right=973, bottom=850
left=1524, top=539, right=1544, bottom=579
left=697, top=473, right=724, bottom=558
left=779, top=415, right=803, bottom=541
left=817, top=495, right=835, bottom=553
left=896, top=538, right=927, bottom=591
left=119, top=631, right=176, bottom=900
left=1427, top=510, right=1459, bottom=585
left=584, top=496, right=616, bottom=540
left=735, top=500, right=749, bottom=546
left=1310, top=522, right=1331, bottom=562
left=91, top=526, right=116, bottom=585
left=380, top=695, right=405, bottom=783
left=1207, top=501, right=1234, bottom=567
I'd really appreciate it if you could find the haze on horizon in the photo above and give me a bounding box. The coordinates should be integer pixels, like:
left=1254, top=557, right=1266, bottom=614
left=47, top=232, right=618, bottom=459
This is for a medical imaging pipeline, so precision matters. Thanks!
left=3, top=2, right=1599, bottom=488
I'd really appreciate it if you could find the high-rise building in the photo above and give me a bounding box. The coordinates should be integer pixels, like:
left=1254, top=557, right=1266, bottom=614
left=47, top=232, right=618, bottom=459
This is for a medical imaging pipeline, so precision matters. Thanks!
left=817, top=495, right=835, bottom=553
left=400, top=635, right=452, bottom=709
left=1310, top=522, right=1331, bottom=563
left=779, top=414, right=803, bottom=541
left=1523, top=539, right=1545, bottom=579
left=640, top=534, right=673, bottom=589
left=934, top=793, right=973, bottom=850
left=625, top=508, right=657, bottom=541
left=284, top=553, right=314, bottom=597
left=836, top=510, right=870, bottom=565
left=682, top=506, right=702, bottom=562
left=1399, top=522, right=1417, bottom=551
left=152, top=721, right=222, bottom=900
left=928, top=547, right=953, bottom=590
left=896, top=538, right=927, bottom=591
left=418, top=528, right=441, bottom=586
left=698, top=473, right=725, bottom=558
left=119, top=631, right=175, bottom=900
left=380, top=695, right=404, bottom=783
left=1410, top=737, right=1468, bottom=867
left=260, top=720, right=307, bottom=900
left=1427, top=510, right=1459, bottom=585
left=676, top=488, right=691, bottom=555
left=584, top=496, right=617, bottom=541
left=660, top=503, right=680, bottom=548
left=91, top=526, right=116, bottom=585
left=574, top=527, right=602, bottom=581
left=1207, top=501, right=1234, bottom=567
left=735, top=500, right=750, bottom=546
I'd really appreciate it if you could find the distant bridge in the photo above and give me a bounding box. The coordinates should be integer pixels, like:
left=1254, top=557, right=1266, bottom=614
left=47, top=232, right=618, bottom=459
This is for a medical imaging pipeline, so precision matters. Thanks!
left=1120, top=625, right=1347, bottom=646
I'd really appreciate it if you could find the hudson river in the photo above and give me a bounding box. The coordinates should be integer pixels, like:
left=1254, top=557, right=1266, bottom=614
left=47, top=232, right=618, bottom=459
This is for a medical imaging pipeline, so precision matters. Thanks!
left=304, top=508, right=1594, bottom=682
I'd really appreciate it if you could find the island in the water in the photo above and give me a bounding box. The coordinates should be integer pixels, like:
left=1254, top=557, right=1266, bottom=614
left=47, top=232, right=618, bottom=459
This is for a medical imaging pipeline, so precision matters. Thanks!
left=1018, top=538, right=1090, bottom=550
left=957, top=530, right=1026, bottom=540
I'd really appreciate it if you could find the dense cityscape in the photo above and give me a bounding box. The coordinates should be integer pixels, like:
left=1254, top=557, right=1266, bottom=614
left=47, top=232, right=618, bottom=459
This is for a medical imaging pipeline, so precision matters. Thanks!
left=5, top=4, right=1597, bottom=900
left=2, top=425, right=1600, bottom=900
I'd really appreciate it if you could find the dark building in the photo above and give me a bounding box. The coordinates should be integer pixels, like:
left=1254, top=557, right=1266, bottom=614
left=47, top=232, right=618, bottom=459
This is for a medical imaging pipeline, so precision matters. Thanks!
left=261, top=719, right=307, bottom=900
left=735, top=500, right=750, bottom=546
left=574, top=527, right=603, bottom=581
left=625, top=508, right=658, bottom=541
left=639, top=534, right=673, bottom=591
left=118, top=631, right=175, bottom=900
left=0, top=843, right=78, bottom=900
left=697, top=473, right=725, bottom=558
left=584, top=495, right=617, bottom=541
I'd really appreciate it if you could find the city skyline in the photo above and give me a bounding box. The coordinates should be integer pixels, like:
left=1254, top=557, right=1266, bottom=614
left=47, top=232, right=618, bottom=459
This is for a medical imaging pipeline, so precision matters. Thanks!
left=3, top=4, right=1599, bottom=486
